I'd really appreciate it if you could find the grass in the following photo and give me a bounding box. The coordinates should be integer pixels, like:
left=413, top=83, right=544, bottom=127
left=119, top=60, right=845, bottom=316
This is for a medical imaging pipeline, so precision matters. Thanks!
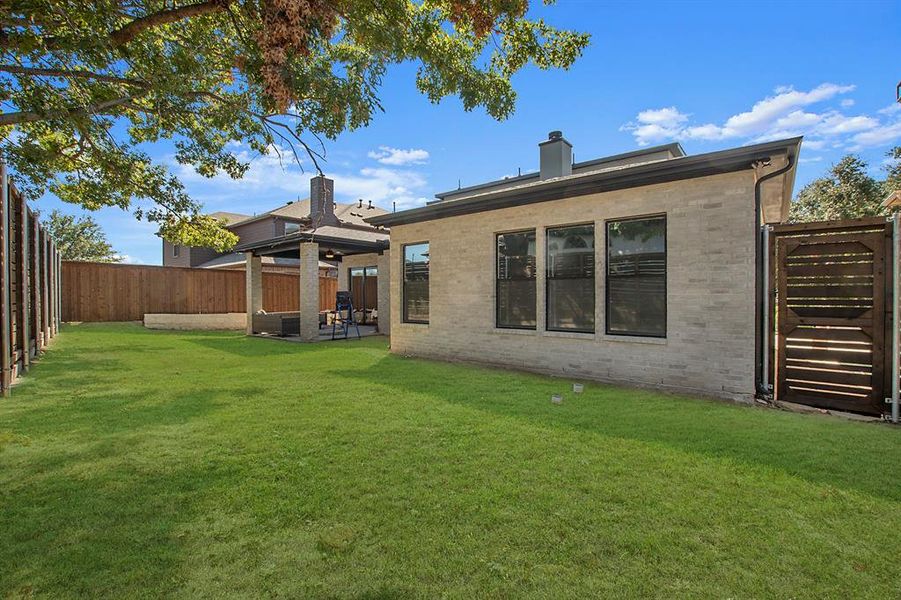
left=1, top=323, right=900, bottom=598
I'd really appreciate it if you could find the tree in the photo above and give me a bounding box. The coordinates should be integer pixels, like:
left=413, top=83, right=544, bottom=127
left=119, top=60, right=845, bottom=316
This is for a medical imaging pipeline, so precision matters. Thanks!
left=0, top=1, right=589, bottom=250
left=884, top=146, right=901, bottom=198
left=788, top=148, right=901, bottom=222
left=43, top=209, right=121, bottom=262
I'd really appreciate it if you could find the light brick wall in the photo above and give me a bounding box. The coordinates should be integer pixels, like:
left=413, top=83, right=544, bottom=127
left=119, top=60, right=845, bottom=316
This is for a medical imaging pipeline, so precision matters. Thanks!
left=337, top=253, right=381, bottom=291
left=377, top=251, right=391, bottom=336
left=388, top=170, right=758, bottom=401
left=298, top=242, right=320, bottom=341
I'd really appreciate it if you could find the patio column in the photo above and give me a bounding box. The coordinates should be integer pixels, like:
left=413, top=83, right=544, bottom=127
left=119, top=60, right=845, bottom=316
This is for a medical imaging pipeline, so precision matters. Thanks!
left=245, top=252, right=262, bottom=334
left=299, top=241, right=320, bottom=342
left=377, top=250, right=391, bottom=337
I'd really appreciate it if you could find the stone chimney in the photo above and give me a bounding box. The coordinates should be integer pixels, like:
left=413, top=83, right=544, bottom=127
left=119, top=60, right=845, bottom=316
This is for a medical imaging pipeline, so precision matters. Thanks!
left=309, top=175, right=338, bottom=226
left=539, top=130, right=573, bottom=180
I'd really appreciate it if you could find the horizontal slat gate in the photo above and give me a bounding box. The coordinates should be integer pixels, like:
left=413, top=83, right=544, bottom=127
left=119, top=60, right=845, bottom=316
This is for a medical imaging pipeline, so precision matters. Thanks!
left=773, top=219, right=890, bottom=415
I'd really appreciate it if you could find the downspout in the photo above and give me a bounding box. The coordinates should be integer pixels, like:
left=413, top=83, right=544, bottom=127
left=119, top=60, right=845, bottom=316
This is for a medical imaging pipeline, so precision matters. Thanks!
left=754, top=153, right=795, bottom=398
left=891, top=212, right=899, bottom=423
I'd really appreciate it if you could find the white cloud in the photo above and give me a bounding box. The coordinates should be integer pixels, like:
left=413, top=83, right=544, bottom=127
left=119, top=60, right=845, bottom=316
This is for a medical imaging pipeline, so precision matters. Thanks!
left=619, top=107, right=689, bottom=145
left=168, top=143, right=431, bottom=214
left=367, top=146, right=430, bottom=166
left=719, top=83, right=853, bottom=137
left=622, top=83, right=901, bottom=152
left=815, top=113, right=878, bottom=135
left=850, top=121, right=901, bottom=148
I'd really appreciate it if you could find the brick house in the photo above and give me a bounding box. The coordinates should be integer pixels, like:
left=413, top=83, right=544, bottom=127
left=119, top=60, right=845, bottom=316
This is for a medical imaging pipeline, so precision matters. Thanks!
left=367, top=132, right=801, bottom=402
left=162, top=185, right=389, bottom=278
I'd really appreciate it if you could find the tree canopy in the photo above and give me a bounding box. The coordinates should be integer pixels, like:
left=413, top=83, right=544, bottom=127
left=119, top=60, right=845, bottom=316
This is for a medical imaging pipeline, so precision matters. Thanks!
left=788, top=147, right=901, bottom=222
left=1, top=1, right=589, bottom=249
left=43, top=209, right=121, bottom=262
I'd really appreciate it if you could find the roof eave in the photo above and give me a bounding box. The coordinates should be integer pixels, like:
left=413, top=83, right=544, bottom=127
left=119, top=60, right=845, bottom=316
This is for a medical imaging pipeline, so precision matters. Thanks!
left=431, top=141, right=688, bottom=200
left=367, top=137, right=802, bottom=228
left=235, top=231, right=389, bottom=255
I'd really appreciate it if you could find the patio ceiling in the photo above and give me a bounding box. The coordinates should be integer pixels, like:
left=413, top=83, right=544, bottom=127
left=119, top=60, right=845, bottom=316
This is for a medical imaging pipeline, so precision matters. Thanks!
left=235, top=230, right=389, bottom=260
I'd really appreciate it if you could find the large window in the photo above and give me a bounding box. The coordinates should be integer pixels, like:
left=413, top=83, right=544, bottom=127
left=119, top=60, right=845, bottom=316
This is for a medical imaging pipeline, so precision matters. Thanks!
left=606, top=215, right=666, bottom=337
left=546, top=224, right=595, bottom=333
left=403, top=243, right=429, bottom=323
left=496, top=230, right=536, bottom=329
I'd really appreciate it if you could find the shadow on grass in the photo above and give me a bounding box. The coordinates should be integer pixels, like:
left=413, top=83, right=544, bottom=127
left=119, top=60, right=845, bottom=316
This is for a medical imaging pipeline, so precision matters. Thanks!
left=0, top=447, right=225, bottom=596
left=186, top=332, right=388, bottom=358
left=337, top=353, right=901, bottom=503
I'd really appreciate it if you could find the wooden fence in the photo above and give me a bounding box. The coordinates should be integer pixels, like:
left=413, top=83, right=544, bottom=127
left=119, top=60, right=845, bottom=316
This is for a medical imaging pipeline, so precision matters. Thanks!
left=0, top=162, right=63, bottom=397
left=62, top=261, right=337, bottom=322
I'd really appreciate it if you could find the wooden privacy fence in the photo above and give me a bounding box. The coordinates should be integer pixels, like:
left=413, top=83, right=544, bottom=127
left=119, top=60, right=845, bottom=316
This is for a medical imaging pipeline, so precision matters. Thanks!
left=62, top=261, right=337, bottom=322
left=0, top=162, right=63, bottom=397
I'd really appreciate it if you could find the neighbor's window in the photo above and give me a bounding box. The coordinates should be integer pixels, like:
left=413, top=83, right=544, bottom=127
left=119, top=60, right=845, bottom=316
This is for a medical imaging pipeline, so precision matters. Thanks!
left=173, top=244, right=180, bottom=258
left=403, top=242, right=429, bottom=323
left=606, top=215, right=666, bottom=337
left=496, top=230, right=537, bottom=329
left=546, top=224, right=595, bottom=333
left=284, top=221, right=301, bottom=235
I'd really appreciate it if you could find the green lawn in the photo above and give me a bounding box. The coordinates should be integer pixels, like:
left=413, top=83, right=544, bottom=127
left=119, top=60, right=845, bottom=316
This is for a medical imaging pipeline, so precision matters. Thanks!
left=1, top=323, right=899, bottom=598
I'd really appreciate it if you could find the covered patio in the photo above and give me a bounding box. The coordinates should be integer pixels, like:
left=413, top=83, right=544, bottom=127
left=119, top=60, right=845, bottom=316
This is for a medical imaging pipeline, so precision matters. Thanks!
left=236, top=226, right=390, bottom=342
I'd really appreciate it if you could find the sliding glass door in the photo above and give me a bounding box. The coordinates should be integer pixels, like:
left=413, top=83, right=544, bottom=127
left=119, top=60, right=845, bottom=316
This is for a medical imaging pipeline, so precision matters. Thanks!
left=349, top=266, right=378, bottom=324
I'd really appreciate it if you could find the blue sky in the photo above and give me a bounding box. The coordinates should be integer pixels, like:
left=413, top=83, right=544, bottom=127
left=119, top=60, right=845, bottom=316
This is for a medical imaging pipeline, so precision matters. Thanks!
left=33, top=0, right=901, bottom=264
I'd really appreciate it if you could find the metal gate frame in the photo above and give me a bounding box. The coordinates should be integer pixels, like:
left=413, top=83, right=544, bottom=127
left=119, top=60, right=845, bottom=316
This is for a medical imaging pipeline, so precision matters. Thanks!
left=769, top=217, right=892, bottom=416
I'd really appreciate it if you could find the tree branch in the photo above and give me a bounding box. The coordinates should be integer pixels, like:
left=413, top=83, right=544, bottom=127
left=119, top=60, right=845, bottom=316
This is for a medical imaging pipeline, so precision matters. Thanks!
left=0, top=64, right=148, bottom=87
left=0, top=95, right=140, bottom=126
left=109, top=0, right=235, bottom=47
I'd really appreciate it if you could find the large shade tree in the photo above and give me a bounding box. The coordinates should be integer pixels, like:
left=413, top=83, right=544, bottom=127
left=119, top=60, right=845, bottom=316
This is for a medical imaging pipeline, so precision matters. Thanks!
left=0, top=1, right=589, bottom=249
left=789, top=147, right=901, bottom=222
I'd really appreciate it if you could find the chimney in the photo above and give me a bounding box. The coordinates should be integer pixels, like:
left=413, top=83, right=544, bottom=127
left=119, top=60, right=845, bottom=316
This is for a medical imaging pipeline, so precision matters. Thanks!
left=309, top=175, right=338, bottom=225
left=539, top=130, right=572, bottom=180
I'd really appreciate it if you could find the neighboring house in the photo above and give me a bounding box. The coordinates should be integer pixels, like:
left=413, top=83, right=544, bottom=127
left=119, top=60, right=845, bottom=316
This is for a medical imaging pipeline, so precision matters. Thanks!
left=368, top=131, right=801, bottom=402
left=162, top=186, right=388, bottom=278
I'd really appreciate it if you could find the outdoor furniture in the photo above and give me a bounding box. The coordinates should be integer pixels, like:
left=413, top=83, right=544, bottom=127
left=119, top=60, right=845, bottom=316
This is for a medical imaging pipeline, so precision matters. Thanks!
left=331, top=291, right=361, bottom=340
left=252, top=311, right=300, bottom=336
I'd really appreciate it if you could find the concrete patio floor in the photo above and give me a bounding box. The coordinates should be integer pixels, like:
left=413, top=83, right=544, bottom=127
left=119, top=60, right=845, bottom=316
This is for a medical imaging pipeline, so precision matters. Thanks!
left=253, top=324, right=381, bottom=342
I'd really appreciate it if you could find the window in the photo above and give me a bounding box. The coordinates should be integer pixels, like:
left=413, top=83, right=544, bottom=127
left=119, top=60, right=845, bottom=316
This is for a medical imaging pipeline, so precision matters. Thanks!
left=172, top=244, right=180, bottom=258
left=496, top=230, right=536, bottom=329
left=284, top=221, right=301, bottom=235
left=546, top=224, right=595, bottom=333
left=606, top=215, right=666, bottom=337
left=403, top=243, right=429, bottom=323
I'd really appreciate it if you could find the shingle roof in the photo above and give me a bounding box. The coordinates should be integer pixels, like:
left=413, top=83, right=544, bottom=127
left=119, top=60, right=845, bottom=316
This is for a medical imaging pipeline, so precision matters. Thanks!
left=226, top=199, right=388, bottom=229
left=209, top=211, right=252, bottom=226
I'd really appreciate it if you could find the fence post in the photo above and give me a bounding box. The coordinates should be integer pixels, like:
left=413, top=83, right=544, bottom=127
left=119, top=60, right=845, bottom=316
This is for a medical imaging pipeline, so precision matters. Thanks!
left=40, top=228, right=49, bottom=348
left=48, top=239, right=56, bottom=337
left=56, top=251, right=61, bottom=330
left=17, top=195, right=29, bottom=372
left=0, top=161, right=9, bottom=396
left=31, top=217, right=41, bottom=356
